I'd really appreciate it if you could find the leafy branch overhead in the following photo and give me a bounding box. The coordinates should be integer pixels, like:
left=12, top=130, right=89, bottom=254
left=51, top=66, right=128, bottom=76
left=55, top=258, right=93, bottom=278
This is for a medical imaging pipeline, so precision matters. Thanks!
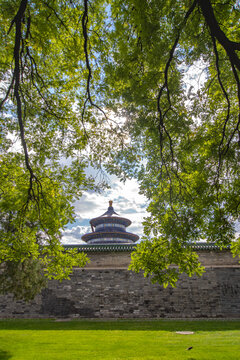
left=0, top=0, right=109, bottom=299
left=114, top=0, right=240, bottom=285
left=0, top=0, right=240, bottom=296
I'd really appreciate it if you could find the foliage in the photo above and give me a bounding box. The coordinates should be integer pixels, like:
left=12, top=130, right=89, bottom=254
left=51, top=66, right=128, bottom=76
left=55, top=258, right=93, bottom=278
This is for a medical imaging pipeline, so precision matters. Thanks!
left=0, top=258, right=47, bottom=300
left=129, top=237, right=205, bottom=287
left=102, top=0, right=240, bottom=285
left=1, top=0, right=240, bottom=295
left=0, top=0, right=112, bottom=299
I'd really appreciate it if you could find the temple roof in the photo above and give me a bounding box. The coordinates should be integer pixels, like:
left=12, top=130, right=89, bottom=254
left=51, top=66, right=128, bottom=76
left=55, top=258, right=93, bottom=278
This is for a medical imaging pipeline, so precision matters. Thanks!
left=82, top=230, right=139, bottom=242
left=82, top=201, right=139, bottom=244
left=100, top=200, right=119, bottom=217
left=90, top=201, right=131, bottom=227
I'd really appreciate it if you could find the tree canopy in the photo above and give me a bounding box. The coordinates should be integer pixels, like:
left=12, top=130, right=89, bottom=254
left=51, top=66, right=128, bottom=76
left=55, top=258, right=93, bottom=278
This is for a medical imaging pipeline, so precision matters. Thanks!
left=0, top=0, right=240, bottom=297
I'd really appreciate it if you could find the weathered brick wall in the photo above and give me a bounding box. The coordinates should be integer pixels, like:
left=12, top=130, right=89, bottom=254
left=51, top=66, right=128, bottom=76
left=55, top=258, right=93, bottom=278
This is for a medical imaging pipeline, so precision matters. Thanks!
left=0, top=250, right=239, bottom=319
left=85, top=249, right=240, bottom=269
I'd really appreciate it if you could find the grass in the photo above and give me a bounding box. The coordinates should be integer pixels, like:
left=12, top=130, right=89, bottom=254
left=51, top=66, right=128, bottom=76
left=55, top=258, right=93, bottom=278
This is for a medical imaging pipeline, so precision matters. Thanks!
left=0, top=319, right=239, bottom=359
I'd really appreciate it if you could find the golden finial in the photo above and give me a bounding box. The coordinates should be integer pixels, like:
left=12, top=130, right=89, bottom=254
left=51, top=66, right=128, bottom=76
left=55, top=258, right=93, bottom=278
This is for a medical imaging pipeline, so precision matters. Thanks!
left=109, top=200, right=113, bottom=207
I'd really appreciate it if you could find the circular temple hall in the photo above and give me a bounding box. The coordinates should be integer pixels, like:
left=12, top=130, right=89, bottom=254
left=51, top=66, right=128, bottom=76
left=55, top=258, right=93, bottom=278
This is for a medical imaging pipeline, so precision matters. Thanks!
left=81, top=201, right=139, bottom=245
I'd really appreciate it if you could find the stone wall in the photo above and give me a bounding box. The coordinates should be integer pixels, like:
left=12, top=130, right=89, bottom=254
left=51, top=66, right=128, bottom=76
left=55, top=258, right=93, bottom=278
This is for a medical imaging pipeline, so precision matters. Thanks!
left=85, top=249, right=240, bottom=269
left=0, top=249, right=240, bottom=319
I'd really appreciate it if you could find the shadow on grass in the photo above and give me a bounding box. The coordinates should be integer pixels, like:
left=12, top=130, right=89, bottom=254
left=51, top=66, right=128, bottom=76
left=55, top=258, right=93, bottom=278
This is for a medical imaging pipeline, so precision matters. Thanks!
left=0, top=350, right=12, bottom=360
left=0, top=319, right=240, bottom=332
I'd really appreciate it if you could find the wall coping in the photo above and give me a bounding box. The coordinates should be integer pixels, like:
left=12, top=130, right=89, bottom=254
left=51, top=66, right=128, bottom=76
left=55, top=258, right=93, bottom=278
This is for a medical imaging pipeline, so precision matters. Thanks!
left=63, top=242, right=231, bottom=252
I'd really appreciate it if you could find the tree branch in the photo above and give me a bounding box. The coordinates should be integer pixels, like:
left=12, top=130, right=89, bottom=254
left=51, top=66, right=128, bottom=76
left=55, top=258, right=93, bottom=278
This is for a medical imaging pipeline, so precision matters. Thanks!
left=198, top=0, right=240, bottom=71
left=211, top=34, right=231, bottom=180
left=12, top=0, right=31, bottom=172
left=157, top=0, right=198, bottom=162
left=81, top=0, right=107, bottom=123
left=5, top=0, right=45, bottom=214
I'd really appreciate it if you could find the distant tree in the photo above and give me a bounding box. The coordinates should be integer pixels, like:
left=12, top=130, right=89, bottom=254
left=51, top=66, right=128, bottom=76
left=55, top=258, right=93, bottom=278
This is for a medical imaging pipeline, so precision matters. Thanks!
left=0, top=0, right=240, bottom=296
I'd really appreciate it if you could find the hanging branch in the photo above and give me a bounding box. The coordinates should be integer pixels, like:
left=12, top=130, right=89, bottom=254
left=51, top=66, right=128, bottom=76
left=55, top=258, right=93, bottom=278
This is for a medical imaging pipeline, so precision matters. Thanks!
left=157, top=0, right=198, bottom=163
left=81, top=0, right=130, bottom=157
left=210, top=34, right=231, bottom=181
left=81, top=0, right=107, bottom=123
left=0, top=0, right=46, bottom=223
left=7, top=0, right=33, bottom=177
left=0, top=0, right=29, bottom=110
left=223, top=61, right=240, bottom=155
left=13, top=3, right=31, bottom=173
left=198, top=0, right=240, bottom=153
left=156, top=0, right=198, bottom=213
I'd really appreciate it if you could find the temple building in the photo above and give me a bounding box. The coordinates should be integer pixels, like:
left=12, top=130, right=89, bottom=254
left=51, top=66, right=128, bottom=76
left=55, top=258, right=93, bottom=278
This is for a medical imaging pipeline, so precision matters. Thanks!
left=81, top=201, right=139, bottom=245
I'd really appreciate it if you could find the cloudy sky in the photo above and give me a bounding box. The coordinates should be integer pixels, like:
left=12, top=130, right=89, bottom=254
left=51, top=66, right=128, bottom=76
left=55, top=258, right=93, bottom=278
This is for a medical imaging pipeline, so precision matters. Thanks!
left=61, top=62, right=207, bottom=245
left=61, top=175, right=148, bottom=244
left=7, top=123, right=147, bottom=245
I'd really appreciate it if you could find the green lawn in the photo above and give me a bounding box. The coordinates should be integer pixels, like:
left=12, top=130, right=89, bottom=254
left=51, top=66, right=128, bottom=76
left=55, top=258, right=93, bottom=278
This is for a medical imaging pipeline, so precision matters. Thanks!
left=0, top=319, right=239, bottom=360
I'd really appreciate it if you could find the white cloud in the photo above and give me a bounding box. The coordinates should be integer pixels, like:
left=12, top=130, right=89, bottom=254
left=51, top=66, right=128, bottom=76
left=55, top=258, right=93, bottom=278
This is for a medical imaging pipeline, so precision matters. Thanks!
left=61, top=225, right=90, bottom=244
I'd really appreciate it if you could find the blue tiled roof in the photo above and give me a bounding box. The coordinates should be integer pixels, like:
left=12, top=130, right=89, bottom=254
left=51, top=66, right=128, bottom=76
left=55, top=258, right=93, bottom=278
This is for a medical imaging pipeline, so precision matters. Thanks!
left=63, top=242, right=231, bottom=252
